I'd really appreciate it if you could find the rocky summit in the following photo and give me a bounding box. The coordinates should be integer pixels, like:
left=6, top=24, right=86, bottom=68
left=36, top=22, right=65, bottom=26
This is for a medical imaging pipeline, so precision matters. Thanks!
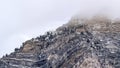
left=0, top=16, right=120, bottom=68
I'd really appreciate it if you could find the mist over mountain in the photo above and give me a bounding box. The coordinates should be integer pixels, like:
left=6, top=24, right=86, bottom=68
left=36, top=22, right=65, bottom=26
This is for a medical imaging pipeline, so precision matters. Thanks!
left=0, top=15, right=120, bottom=68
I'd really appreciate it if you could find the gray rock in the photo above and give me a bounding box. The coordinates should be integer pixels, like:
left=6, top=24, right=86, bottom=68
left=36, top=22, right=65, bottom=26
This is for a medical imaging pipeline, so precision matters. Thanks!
left=1, top=17, right=120, bottom=68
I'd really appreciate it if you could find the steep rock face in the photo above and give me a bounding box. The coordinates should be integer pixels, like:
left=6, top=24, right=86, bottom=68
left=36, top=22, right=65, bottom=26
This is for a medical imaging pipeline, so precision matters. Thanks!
left=0, top=16, right=120, bottom=68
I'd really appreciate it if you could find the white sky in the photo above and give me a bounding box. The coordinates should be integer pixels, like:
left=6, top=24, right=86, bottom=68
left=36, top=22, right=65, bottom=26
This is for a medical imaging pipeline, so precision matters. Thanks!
left=0, top=0, right=120, bottom=57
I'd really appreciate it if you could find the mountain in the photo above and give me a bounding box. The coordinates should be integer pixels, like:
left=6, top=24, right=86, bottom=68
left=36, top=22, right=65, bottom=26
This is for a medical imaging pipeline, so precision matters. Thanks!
left=0, top=16, right=120, bottom=68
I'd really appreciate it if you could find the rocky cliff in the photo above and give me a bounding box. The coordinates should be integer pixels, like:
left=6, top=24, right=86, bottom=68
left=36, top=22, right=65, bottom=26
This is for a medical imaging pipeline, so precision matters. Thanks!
left=0, top=16, right=120, bottom=68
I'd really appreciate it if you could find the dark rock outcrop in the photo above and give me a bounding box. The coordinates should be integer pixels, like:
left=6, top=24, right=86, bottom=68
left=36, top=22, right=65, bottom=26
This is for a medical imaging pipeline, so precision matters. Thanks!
left=0, top=16, right=120, bottom=68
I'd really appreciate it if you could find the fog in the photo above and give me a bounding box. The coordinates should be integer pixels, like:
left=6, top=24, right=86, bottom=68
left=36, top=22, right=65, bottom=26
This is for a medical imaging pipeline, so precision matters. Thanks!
left=0, top=0, right=120, bottom=57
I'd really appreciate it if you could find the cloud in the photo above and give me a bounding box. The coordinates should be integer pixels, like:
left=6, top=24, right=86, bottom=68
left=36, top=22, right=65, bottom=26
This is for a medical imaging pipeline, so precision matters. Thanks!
left=1, top=0, right=120, bottom=57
